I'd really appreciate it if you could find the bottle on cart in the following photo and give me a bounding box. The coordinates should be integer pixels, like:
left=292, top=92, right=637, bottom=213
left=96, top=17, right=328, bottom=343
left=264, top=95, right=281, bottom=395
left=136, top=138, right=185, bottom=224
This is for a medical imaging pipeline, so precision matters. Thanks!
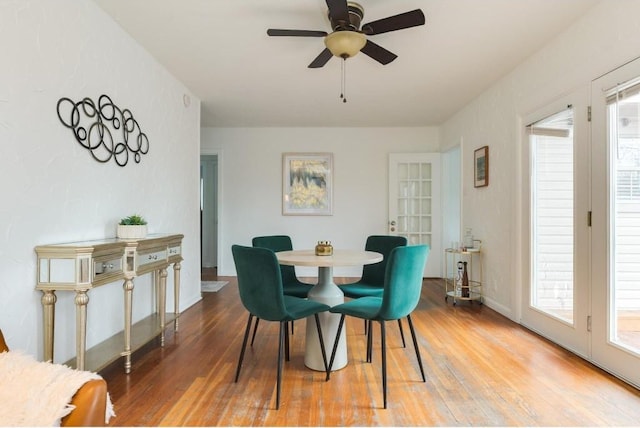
left=456, top=261, right=463, bottom=295
left=462, top=261, right=470, bottom=297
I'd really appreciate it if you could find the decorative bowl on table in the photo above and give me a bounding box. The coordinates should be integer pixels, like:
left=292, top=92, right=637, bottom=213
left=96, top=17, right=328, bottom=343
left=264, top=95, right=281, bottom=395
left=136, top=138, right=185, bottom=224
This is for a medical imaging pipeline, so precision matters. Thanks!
left=315, top=241, right=333, bottom=256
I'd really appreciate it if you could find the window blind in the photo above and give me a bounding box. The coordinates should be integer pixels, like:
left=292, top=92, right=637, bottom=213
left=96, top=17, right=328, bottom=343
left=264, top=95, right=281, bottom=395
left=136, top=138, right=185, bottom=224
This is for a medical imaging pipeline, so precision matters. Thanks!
left=605, top=76, right=640, bottom=104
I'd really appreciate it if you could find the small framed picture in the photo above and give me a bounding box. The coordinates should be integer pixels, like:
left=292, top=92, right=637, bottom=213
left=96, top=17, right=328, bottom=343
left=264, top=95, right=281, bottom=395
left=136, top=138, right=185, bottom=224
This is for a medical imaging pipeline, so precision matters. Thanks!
left=474, top=146, right=489, bottom=188
left=282, top=152, right=333, bottom=215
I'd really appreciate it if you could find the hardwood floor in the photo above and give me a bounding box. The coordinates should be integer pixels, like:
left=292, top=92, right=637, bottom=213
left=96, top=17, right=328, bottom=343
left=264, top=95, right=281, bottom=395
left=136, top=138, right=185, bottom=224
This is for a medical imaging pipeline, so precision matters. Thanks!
left=101, top=277, right=640, bottom=426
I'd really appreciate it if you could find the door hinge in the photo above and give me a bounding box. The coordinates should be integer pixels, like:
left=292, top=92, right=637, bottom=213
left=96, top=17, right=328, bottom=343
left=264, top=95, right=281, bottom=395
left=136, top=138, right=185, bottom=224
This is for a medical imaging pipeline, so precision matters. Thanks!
left=587, top=106, right=592, bottom=122
left=588, top=211, right=592, bottom=227
left=587, top=315, right=592, bottom=332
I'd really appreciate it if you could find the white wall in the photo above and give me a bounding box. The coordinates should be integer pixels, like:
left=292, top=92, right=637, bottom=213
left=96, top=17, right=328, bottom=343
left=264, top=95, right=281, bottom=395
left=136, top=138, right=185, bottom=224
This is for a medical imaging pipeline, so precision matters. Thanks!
left=441, top=0, right=640, bottom=319
left=0, top=1, right=201, bottom=363
left=201, top=127, right=439, bottom=277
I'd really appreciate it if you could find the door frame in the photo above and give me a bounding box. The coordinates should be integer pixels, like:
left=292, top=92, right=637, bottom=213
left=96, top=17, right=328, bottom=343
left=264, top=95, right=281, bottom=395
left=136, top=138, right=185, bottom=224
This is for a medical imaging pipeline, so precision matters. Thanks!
left=519, top=87, right=591, bottom=359
left=590, top=57, right=640, bottom=389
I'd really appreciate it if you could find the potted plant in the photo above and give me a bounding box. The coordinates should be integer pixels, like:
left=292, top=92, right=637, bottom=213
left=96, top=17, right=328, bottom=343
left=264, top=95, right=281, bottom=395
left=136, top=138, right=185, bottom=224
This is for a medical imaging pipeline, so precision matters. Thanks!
left=117, top=214, right=148, bottom=239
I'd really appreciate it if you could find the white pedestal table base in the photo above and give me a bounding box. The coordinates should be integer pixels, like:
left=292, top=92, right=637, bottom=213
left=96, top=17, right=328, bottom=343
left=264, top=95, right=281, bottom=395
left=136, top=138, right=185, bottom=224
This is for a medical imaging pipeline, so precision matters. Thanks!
left=305, top=266, right=347, bottom=371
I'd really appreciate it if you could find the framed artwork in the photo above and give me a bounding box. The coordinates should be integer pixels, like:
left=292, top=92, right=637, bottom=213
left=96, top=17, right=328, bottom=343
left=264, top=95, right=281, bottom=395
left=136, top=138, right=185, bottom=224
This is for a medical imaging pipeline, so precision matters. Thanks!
left=283, top=152, right=333, bottom=215
left=474, top=146, right=489, bottom=188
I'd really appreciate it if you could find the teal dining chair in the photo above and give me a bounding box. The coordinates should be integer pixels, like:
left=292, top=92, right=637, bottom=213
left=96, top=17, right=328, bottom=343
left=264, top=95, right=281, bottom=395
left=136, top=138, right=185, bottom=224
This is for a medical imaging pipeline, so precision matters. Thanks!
left=326, top=244, right=430, bottom=409
left=231, top=244, right=329, bottom=410
left=251, top=235, right=314, bottom=345
left=252, top=235, right=314, bottom=298
left=339, top=235, right=408, bottom=348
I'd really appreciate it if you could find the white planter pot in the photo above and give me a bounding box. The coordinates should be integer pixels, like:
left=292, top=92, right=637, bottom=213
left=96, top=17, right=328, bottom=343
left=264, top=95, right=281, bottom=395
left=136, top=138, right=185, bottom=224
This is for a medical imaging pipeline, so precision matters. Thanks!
left=117, top=224, right=148, bottom=239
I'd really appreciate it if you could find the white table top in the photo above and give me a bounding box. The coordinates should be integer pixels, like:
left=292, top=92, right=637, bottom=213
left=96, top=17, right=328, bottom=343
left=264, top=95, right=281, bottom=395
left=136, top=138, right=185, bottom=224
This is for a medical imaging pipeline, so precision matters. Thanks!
left=276, top=249, right=383, bottom=267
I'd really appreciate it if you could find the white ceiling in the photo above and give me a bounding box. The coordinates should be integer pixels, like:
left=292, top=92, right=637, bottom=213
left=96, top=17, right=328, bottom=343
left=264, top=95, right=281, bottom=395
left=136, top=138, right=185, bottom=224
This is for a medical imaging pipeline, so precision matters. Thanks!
left=93, top=0, right=599, bottom=128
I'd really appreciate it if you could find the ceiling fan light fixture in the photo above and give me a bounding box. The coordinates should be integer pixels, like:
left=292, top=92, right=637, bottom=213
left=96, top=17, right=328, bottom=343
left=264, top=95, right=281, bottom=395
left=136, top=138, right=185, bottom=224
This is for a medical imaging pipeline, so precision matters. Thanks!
left=324, top=30, right=366, bottom=59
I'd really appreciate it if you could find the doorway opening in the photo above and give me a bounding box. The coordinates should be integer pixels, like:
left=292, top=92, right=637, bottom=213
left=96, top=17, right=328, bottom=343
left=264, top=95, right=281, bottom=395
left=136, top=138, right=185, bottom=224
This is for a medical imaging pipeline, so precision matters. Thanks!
left=200, top=154, right=218, bottom=280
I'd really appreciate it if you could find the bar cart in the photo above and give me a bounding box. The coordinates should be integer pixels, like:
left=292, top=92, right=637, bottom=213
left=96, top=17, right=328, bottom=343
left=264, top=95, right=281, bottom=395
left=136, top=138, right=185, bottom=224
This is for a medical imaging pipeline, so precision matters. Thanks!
left=444, top=246, right=483, bottom=305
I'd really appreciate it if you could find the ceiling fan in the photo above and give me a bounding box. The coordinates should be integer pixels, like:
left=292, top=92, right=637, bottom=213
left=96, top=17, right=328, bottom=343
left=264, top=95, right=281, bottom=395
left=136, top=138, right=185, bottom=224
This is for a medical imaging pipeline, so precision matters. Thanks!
left=267, top=0, right=426, bottom=68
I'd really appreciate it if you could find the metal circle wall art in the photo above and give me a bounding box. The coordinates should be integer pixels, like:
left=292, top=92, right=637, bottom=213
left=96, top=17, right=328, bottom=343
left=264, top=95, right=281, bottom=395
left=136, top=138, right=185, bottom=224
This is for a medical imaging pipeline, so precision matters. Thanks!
left=56, top=94, right=149, bottom=167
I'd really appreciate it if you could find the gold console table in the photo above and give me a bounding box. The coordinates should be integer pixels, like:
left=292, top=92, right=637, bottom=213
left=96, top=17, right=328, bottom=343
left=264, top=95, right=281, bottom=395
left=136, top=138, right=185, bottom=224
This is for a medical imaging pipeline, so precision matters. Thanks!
left=35, top=233, right=183, bottom=373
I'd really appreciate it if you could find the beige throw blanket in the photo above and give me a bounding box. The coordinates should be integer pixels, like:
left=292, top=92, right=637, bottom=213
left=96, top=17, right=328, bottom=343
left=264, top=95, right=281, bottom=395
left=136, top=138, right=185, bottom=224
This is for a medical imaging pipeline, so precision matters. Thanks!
left=0, top=351, right=115, bottom=426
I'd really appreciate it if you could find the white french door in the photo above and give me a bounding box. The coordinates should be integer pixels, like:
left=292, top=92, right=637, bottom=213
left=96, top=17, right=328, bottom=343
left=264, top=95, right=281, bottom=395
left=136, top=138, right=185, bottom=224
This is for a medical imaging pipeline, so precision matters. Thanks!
left=521, top=88, right=591, bottom=358
left=388, top=153, right=441, bottom=277
left=591, top=57, right=640, bottom=388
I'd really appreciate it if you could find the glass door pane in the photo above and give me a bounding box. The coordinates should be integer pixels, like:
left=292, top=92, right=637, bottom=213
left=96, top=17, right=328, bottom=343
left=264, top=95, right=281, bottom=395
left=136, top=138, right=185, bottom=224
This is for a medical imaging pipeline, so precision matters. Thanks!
left=396, top=161, right=433, bottom=246
left=530, top=107, right=575, bottom=324
left=608, top=91, right=640, bottom=354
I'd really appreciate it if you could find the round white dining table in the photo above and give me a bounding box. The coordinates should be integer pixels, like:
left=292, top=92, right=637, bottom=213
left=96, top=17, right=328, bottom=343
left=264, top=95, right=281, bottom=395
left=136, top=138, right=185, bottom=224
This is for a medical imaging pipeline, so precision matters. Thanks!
left=276, top=249, right=383, bottom=371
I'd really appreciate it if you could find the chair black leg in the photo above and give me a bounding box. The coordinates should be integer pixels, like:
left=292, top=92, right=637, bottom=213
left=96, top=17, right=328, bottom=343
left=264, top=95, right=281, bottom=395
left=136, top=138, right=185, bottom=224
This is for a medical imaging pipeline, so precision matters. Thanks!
left=313, top=314, right=329, bottom=373
left=291, top=320, right=295, bottom=335
left=397, top=318, right=406, bottom=348
left=363, top=319, right=368, bottom=335
left=326, top=314, right=346, bottom=381
left=276, top=321, right=286, bottom=410
left=235, top=313, right=254, bottom=382
left=380, top=320, right=388, bottom=409
left=406, top=314, right=426, bottom=382
left=250, top=317, right=260, bottom=346
left=284, top=321, right=290, bottom=361
left=366, top=320, right=373, bottom=363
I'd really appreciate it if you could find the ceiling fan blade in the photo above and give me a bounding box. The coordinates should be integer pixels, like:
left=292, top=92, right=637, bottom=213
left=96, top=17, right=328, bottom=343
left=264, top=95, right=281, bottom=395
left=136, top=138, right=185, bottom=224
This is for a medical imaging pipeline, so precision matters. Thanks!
left=360, top=40, right=397, bottom=65
left=267, top=29, right=328, bottom=37
left=325, top=0, right=349, bottom=23
left=308, top=48, right=333, bottom=68
left=361, top=9, right=425, bottom=35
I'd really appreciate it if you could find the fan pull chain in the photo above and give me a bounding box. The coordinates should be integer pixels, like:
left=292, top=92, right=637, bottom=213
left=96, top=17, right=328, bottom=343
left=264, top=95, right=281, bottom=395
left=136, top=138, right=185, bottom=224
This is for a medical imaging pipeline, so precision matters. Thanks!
left=340, top=58, right=347, bottom=103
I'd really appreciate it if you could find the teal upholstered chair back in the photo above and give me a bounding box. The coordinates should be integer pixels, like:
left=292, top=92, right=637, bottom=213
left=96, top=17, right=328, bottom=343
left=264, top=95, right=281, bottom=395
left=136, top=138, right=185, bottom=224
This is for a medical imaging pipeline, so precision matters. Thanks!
left=378, top=245, right=430, bottom=320
left=252, top=235, right=298, bottom=285
left=232, top=244, right=288, bottom=321
left=360, top=235, right=408, bottom=285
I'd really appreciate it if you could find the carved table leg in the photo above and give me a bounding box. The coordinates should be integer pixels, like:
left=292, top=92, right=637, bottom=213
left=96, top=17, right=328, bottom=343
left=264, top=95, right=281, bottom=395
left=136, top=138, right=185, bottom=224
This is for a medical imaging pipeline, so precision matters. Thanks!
left=41, top=290, right=57, bottom=363
left=74, top=290, right=89, bottom=371
left=159, top=268, right=167, bottom=346
left=122, top=277, right=134, bottom=374
left=173, top=262, right=181, bottom=330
